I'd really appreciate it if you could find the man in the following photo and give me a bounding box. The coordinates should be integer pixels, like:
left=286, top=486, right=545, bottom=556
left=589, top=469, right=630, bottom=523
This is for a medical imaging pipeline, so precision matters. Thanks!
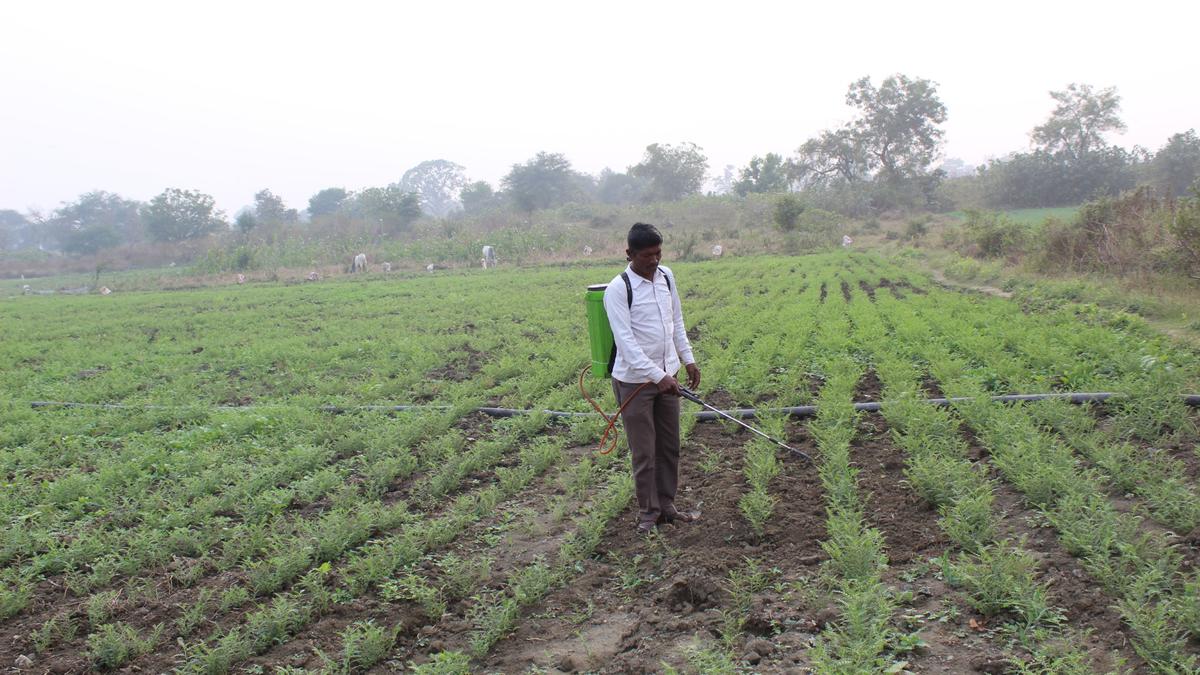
left=604, top=223, right=702, bottom=535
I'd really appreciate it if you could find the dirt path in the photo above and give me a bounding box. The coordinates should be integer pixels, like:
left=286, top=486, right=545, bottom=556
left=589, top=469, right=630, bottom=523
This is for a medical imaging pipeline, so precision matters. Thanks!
left=927, top=267, right=1012, bottom=299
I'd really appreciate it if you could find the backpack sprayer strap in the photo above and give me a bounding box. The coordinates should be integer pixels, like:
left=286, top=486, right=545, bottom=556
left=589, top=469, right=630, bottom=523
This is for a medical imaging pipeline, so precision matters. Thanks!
left=608, top=270, right=673, bottom=376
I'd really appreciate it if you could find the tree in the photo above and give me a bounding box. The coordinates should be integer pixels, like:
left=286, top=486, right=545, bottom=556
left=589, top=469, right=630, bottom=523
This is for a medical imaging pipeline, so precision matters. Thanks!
left=44, top=191, right=143, bottom=254
left=846, top=74, right=947, bottom=182
left=629, top=142, right=708, bottom=201
left=460, top=181, right=497, bottom=214
left=253, top=189, right=298, bottom=225
left=502, top=152, right=585, bottom=212
left=596, top=168, right=646, bottom=205
left=733, top=153, right=790, bottom=196
left=308, top=187, right=348, bottom=218
left=0, top=210, right=27, bottom=250
left=235, top=211, right=258, bottom=233
left=1032, top=84, right=1125, bottom=163
left=792, top=128, right=870, bottom=186
left=346, top=185, right=422, bottom=230
left=143, top=188, right=225, bottom=242
left=399, top=160, right=469, bottom=218
left=1153, top=130, right=1200, bottom=197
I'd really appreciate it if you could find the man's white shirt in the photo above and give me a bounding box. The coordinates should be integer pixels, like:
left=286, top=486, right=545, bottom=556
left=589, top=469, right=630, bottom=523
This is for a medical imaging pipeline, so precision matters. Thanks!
left=603, top=264, right=695, bottom=384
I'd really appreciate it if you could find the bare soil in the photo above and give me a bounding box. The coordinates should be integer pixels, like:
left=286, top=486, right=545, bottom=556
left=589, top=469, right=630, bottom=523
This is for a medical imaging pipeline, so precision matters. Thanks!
left=480, top=420, right=828, bottom=673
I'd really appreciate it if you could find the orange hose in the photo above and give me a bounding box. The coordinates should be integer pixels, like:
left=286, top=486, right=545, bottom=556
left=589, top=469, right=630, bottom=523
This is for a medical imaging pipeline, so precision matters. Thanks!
left=578, top=366, right=652, bottom=455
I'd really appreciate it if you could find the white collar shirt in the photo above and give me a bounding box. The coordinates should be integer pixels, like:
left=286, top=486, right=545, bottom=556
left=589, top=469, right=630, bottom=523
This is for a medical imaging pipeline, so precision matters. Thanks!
left=603, top=264, right=695, bottom=384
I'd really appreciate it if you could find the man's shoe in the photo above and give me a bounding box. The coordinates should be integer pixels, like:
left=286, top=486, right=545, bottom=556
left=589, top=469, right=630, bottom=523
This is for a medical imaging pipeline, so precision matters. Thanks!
left=660, top=507, right=701, bottom=524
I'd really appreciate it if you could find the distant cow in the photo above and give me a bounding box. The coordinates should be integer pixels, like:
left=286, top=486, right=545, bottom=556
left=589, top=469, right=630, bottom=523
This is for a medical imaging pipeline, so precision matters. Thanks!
left=307, top=271, right=321, bottom=282
left=842, top=235, right=853, bottom=247
left=99, top=287, right=112, bottom=296
left=21, top=284, right=31, bottom=295
left=236, top=274, right=246, bottom=284
left=351, top=253, right=367, bottom=273
left=481, top=245, right=496, bottom=269
left=711, top=244, right=724, bottom=257
left=426, top=263, right=437, bottom=273
left=582, top=245, right=593, bottom=256
left=382, top=262, right=392, bottom=273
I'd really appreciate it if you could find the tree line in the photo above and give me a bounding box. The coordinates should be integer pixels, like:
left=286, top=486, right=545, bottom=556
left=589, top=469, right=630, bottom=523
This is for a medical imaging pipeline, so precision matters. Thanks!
left=2, top=75, right=1197, bottom=257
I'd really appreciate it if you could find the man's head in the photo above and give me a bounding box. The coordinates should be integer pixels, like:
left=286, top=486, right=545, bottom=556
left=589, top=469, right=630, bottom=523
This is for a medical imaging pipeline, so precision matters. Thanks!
left=626, top=222, right=663, bottom=279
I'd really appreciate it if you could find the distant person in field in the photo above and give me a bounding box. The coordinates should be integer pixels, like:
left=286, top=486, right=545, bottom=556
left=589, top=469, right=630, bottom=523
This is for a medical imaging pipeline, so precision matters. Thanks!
left=604, top=222, right=702, bottom=536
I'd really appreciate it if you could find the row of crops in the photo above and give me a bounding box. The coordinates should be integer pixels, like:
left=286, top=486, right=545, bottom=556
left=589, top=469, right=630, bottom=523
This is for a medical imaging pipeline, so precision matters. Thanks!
left=1, top=251, right=1198, bottom=672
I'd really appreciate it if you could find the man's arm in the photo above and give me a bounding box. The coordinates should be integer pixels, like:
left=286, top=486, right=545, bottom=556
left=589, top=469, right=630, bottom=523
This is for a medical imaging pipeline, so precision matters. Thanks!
left=604, top=281, right=668, bottom=384
left=668, top=271, right=701, bottom=390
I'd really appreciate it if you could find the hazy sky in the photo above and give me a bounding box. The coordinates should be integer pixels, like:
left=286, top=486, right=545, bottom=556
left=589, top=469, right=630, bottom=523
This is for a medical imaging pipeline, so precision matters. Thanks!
left=2, top=0, right=1197, bottom=216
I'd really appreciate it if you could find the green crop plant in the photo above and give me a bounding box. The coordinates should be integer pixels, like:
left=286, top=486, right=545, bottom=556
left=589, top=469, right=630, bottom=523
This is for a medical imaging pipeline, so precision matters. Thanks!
left=382, top=573, right=446, bottom=619
left=716, top=558, right=773, bottom=649
left=242, top=593, right=313, bottom=654
left=1116, top=573, right=1192, bottom=669
left=1009, top=631, right=1124, bottom=675
left=86, top=622, right=162, bottom=670
left=219, top=584, right=251, bottom=612
left=946, top=541, right=1056, bottom=628
left=820, top=510, right=887, bottom=585
left=939, top=487, right=997, bottom=554
left=904, top=453, right=984, bottom=507
left=1170, top=573, right=1200, bottom=637
left=564, top=455, right=597, bottom=498
left=738, top=487, right=775, bottom=538
left=337, top=620, right=399, bottom=673
left=436, top=552, right=494, bottom=599
left=809, top=581, right=898, bottom=673
left=175, top=588, right=214, bottom=638
left=0, top=579, right=32, bottom=620
left=408, top=650, right=472, bottom=675
left=742, top=438, right=780, bottom=488
left=85, top=588, right=122, bottom=628
left=30, top=613, right=77, bottom=653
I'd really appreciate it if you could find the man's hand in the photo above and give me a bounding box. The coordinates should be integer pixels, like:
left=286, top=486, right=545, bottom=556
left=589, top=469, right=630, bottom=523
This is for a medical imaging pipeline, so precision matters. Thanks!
left=685, top=363, right=701, bottom=390
left=656, top=373, right=681, bottom=396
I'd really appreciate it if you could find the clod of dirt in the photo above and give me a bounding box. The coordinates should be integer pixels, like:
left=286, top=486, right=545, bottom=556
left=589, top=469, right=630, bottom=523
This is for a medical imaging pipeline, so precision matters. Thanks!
left=557, top=653, right=581, bottom=672
left=812, top=606, right=839, bottom=629
left=747, top=638, right=775, bottom=656
left=742, top=651, right=763, bottom=665
left=665, top=576, right=724, bottom=612
left=14, top=655, right=33, bottom=669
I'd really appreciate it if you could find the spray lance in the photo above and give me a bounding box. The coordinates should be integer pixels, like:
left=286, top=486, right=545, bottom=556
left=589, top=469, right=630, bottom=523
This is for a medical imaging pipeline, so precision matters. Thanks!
left=677, top=386, right=812, bottom=462
left=581, top=283, right=811, bottom=462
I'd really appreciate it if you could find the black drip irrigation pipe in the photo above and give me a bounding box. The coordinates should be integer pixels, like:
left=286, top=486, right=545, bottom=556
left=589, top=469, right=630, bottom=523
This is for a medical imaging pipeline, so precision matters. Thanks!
left=26, top=392, right=1200, bottom=420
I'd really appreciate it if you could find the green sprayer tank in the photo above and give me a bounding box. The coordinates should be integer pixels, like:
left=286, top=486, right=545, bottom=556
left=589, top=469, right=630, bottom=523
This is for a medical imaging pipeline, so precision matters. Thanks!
left=586, top=283, right=613, bottom=379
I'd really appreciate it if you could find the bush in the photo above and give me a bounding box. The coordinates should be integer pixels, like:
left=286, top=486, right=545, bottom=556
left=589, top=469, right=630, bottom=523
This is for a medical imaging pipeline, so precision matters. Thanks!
left=1168, top=189, right=1200, bottom=278
left=1026, top=186, right=1200, bottom=277
left=905, top=215, right=931, bottom=239
left=772, top=194, right=807, bottom=231
left=962, top=210, right=1028, bottom=259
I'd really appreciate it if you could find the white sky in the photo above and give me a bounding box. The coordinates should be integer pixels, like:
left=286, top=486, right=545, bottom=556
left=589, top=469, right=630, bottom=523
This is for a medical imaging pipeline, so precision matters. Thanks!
left=2, top=0, right=1197, bottom=216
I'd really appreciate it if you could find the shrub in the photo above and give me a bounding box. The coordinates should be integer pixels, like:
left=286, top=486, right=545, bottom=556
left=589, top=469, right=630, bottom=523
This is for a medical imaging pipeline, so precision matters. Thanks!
left=905, top=215, right=931, bottom=239
left=1168, top=189, right=1200, bottom=278
left=772, top=194, right=807, bottom=231
left=962, top=210, right=1028, bottom=258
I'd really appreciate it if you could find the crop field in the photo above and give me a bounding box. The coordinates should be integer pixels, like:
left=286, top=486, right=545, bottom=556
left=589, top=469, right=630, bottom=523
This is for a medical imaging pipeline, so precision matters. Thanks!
left=949, top=207, right=1080, bottom=227
left=2, top=251, right=1199, bottom=673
